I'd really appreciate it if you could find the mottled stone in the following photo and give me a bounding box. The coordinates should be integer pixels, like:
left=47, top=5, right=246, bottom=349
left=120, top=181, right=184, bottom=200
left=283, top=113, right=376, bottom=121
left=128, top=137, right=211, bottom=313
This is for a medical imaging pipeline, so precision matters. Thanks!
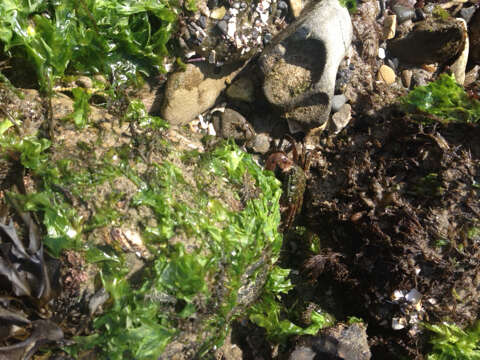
left=161, top=63, right=242, bottom=125
left=259, top=0, right=352, bottom=131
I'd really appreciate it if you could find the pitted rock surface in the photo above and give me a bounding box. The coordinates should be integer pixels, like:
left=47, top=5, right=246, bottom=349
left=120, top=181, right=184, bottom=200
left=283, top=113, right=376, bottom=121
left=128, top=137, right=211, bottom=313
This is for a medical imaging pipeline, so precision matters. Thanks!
left=258, top=0, right=352, bottom=131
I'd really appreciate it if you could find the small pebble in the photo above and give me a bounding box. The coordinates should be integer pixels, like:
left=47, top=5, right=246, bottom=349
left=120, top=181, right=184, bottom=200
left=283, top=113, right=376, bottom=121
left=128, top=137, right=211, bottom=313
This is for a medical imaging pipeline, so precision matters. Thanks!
left=331, top=103, right=352, bottom=134
left=401, top=69, right=412, bottom=88
left=249, top=133, right=271, bottom=154
left=383, top=14, right=397, bottom=40
left=216, top=20, right=228, bottom=35
left=331, top=94, right=347, bottom=113
left=386, top=57, right=399, bottom=70
left=263, top=33, right=273, bottom=45
left=392, top=317, right=407, bottom=330
left=392, top=4, right=415, bottom=24
left=210, top=6, right=226, bottom=20
left=289, top=0, right=303, bottom=18
left=377, top=65, right=396, bottom=85
left=76, top=76, right=93, bottom=89
left=378, top=47, right=386, bottom=59
left=197, top=15, right=207, bottom=29
left=464, top=65, right=480, bottom=86
left=277, top=0, right=288, bottom=10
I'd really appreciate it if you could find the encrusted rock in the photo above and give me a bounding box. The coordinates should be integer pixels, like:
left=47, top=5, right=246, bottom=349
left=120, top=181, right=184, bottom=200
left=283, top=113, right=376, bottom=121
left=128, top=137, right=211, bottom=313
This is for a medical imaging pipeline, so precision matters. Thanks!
left=212, top=108, right=255, bottom=143
left=247, top=133, right=271, bottom=154
left=161, top=63, right=242, bottom=125
left=388, top=17, right=466, bottom=64
left=259, top=0, right=352, bottom=131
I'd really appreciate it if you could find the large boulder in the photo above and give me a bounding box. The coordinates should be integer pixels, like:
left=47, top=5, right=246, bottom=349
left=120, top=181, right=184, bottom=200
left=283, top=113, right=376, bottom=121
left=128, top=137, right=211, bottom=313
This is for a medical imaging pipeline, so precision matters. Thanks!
left=258, top=0, right=352, bottom=131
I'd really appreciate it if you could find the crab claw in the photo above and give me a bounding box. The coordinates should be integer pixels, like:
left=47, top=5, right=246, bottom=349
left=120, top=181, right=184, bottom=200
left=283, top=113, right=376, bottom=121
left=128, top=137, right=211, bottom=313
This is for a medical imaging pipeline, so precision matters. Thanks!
left=265, top=152, right=294, bottom=172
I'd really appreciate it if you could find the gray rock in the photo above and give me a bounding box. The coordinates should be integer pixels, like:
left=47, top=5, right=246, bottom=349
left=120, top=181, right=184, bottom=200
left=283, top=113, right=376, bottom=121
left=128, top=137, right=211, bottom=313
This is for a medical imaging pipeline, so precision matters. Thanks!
left=460, top=6, right=477, bottom=23
left=388, top=17, right=466, bottom=65
left=259, top=0, right=352, bottom=131
left=290, top=323, right=371, bottom=360
left=247, top=133, right=271, bottom=154
left=161, top=63, right=242, bottom=125
left=213, top=108, right=255, bottom=143
left=464, top=65, right=480, bottom=86
left=331, top=94, right=347, bottom=113
left=331, top=103, right=352, bottom=134
left=392, top=4, right=415, bottom=24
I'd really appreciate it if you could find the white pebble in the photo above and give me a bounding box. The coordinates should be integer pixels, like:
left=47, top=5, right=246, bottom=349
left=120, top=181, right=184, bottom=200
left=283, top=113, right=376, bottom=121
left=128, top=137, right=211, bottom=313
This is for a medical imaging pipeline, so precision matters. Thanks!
left=378, top=47, right=386, bottom=59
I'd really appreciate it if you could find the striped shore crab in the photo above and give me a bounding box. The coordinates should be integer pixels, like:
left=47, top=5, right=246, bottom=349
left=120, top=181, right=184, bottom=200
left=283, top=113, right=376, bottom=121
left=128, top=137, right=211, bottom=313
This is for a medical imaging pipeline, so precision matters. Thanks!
left=265, top=135, right=311, bottom=230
